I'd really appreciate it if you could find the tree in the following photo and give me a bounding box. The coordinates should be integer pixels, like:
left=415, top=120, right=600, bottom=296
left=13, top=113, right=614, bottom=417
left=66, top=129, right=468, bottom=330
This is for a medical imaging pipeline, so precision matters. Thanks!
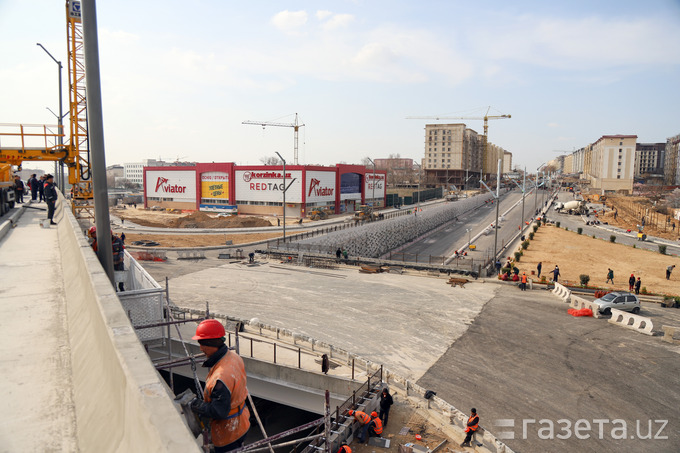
left=360, top=157, right=372, bottom=168
left=260, top=156, right=281, bottom=165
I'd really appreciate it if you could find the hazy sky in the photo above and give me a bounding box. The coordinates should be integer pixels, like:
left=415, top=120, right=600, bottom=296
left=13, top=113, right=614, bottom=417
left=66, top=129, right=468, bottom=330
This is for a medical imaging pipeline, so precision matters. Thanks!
left=1, top=0, right=679, bottom=173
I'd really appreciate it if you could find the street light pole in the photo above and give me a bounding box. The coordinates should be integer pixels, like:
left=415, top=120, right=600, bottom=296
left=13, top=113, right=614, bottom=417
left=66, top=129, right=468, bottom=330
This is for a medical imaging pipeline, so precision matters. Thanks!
left=37, top=43, right=64, bottom=192
left=493, top=158, right=501, bottom=263
left=275, top=151, right=286, bottom=240
left=414, top=162, right=421, bottom=209
left=366, top=157, right=376, bottom=207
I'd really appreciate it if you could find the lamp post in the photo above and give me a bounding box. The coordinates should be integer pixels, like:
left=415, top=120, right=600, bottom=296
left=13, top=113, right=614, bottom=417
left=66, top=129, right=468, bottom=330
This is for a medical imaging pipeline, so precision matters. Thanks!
left=479, top=158, right=502, bottom=267
left=413, top=161, right=421, bottom=209
left=466, top=228, right=472, bottom=248
left=275, top=151, right=286, bottom=240
left=37, top=43, right=64, bottom=192
left=366, top=157, right=376, bottom=207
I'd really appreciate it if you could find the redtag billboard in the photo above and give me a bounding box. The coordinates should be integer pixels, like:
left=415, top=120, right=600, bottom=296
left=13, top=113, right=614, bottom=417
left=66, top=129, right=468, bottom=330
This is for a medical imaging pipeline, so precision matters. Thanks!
left=235, top=170, right=302, bottom=203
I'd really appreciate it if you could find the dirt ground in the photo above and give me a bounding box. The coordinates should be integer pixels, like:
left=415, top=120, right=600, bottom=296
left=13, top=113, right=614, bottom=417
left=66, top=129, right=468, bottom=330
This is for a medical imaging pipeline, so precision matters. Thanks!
left=124, top=232, right=287, bottom=247
left=595, top=195, right=680, bottom=241
left=112, top=206, right=316, bottom=229
left=516, top=224, right=680, bottom=297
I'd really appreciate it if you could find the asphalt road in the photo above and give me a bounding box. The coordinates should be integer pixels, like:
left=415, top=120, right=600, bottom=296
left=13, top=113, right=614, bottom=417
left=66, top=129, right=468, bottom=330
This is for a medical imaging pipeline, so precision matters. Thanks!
left=396, top=187, right=547, bottom=265
left=416, top=285, right=680, bottom=453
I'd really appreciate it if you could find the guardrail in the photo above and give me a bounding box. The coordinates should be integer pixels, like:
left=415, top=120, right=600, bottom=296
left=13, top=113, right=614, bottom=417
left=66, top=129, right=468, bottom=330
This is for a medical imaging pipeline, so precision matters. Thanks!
left=608, top=308, right=654, bottom=336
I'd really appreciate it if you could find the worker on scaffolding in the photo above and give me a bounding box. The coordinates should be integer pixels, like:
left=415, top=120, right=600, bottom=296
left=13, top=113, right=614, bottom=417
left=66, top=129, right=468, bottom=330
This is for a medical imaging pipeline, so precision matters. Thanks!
left=348, top=409, right=371, bottom=443
left=191, top=319, right=251, bottom=452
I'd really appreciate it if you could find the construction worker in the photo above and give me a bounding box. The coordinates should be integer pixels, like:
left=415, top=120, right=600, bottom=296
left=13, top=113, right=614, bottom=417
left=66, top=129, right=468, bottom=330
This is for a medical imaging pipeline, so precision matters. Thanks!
left=367, top=411, right=383, bottom=439
left=521, top=272, right=527, bottom=291
left=347, top=409, right=371, bottom=443
left=191, top=319, right=250, bottom=452
left=43, top=174, right=57, bottom=225
left=88, top=226, right=98, bottom=252
left=460, top=408, right=479, bottom=447
left=337, top=442, right=351, bottom=453
left=112, top=232, right=125, bottom=291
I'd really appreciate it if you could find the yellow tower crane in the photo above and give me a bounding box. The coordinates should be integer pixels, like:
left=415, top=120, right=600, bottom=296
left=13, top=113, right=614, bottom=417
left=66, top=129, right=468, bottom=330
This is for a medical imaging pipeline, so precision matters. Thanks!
left=407, top=107, right=511, bottom=181
left=242, top=113, right=305, bottom=165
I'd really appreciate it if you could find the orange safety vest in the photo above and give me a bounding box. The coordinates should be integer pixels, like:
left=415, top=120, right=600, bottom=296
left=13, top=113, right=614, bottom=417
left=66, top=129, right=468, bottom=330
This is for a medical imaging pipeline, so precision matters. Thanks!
left=350, top=410, right=371, bottom=425
left=467, top=414, right=479, bottom=432
left=204, top=350, right=251, bottom=447
left=371, top=416, right=383, bottom=435
left=521, top=274, right=527, bottom=283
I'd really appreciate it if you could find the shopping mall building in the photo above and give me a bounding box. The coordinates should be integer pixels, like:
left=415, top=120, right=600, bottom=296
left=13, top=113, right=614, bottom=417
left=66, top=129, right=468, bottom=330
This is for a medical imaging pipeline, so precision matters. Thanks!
left=143, top=163, right=386, bottom=217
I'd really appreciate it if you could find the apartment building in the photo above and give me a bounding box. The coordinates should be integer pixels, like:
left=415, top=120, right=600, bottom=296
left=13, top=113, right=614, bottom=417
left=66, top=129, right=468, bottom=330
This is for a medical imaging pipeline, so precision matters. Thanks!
left=664, top=134, right=680, bottom=185
left=585, top=135, right=637, bottom=193
left=634, top=143, right=665, bottom=177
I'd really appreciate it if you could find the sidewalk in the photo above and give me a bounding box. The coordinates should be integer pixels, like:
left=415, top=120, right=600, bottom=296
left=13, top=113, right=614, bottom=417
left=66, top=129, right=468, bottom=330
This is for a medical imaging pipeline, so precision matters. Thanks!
left=0, top=204, right=78, bottom=452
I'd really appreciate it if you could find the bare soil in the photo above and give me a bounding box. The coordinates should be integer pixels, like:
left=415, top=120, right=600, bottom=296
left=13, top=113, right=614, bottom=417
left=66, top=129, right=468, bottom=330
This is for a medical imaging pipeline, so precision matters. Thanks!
left=516, top=224, right=680, bottom=296
left=124, top=232, right=286, bottom=247
left=114, top=207, right=274, bottom=228
left=599, top=195, right=680, bottom=241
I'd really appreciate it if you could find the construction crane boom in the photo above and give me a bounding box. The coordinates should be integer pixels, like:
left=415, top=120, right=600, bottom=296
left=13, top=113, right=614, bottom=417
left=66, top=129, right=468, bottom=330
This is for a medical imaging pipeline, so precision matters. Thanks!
left=242, top=113, right=305, bottom=165
left=407, top=107, right=511, bottom=181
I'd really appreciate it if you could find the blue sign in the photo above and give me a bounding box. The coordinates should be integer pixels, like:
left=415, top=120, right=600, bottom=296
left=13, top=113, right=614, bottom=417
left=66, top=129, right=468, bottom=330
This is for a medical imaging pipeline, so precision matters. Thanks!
left=340, top=173, right=361, bottom=194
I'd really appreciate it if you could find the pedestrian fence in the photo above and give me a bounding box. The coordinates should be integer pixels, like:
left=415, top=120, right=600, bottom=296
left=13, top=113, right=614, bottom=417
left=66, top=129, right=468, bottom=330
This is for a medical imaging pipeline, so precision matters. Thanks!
left=608, top=308, right=654, bottom=336
left=117, top=251, right=165, bottom=342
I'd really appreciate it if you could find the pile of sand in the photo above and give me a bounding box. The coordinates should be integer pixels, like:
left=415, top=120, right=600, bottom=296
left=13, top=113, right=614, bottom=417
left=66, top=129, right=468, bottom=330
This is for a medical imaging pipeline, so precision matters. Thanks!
left=167, top=211, right=273, bottom=229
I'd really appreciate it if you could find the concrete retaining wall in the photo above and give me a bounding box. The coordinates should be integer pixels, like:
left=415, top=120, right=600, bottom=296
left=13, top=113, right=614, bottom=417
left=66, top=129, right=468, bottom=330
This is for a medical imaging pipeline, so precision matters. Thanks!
left=608, top=308, right=654, bottom=336
left=56, top=195, right=199, bottom=452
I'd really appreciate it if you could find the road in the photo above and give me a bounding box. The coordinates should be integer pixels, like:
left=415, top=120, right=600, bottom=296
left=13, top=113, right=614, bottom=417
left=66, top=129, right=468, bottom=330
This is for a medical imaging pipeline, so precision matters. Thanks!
left=395, top=187, right=547, bottom=265
left=416, top=285, right=680, bottom=453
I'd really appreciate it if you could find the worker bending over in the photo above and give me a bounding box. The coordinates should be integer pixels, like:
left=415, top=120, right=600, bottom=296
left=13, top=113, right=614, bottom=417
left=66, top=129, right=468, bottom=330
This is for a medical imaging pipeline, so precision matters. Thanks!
left=348, top=409, right=371, bottom=443
left=191, top=319, right=251, bottom=452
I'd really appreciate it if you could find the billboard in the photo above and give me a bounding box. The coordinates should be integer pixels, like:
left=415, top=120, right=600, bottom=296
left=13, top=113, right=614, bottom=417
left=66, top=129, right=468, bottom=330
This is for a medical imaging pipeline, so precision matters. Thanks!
left=200, top=171, right=229, bottom=200
left=364, top=173, right=385, bottom=198
left=340, top=173, right=361, bottom=200
left=235, top=170, right=302, bottom=203
left=145, top=170, right=196, bottom=201
left=305, top=171, right=336, bottom=203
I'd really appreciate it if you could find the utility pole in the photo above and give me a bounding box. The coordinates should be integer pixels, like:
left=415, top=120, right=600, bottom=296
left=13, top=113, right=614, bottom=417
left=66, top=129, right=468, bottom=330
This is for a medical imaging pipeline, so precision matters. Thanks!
left=82, top=0, right=114, bottom=282
left=37, top=43, right=65, bottom=192
left=275, top=151, right=286, bottom=240
left=367, top=157, right=376, bottom=206
left=522, top=167, right=526, bottom=230
left=414, top=162, right=421, bottom=209
left=493, top=158, right=501, bottom=262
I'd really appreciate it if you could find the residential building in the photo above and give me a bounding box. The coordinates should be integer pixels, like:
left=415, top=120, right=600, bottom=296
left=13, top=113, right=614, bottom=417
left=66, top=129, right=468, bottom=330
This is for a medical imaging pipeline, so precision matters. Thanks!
left=124, top=159, right=166, bottom=185
left=503, top=151, right=512, bottom=174
left=664, top=134, right=680, bottom=185
left=585, top=135, right=637, bottom=193
left=634, top=143, right=665, bottom=177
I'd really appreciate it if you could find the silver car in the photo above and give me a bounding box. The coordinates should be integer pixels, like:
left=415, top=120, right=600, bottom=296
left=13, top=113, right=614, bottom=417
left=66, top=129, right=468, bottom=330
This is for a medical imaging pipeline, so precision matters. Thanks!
left=593, top=291, right=641, bottom=315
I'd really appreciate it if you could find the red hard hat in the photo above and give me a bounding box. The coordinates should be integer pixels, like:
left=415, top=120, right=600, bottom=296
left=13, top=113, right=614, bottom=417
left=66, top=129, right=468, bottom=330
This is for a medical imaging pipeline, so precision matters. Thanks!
left=88, top=226, right=96, bottom=234
left=348, top=410, right=355, bottom=416
left=192, top=319, right=226, bottom=340
left=371, top=411, right=378, bottom=418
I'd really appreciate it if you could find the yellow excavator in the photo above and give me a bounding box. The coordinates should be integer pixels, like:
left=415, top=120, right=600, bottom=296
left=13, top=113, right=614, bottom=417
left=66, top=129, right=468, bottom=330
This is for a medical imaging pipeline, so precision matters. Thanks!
left=353, top=205, right=377, bottom=222
left=309, top=206, right=333, bottom=221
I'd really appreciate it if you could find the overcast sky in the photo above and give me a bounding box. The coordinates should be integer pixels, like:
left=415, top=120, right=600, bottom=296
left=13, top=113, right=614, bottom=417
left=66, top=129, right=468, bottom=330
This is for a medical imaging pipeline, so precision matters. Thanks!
left=1, top=0, right=679, bottom=173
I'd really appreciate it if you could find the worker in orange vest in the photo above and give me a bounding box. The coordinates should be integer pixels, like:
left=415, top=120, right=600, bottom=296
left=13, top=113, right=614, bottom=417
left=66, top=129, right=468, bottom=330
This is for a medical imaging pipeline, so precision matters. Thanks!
left=521, top=271, right=528, bottom=291
left=337, top=442, right=351, bottom=453
left=348, top=409, right=371, bottom=443
left=190, top=319, right=251, bottom=452
left=460, top=408, right=479, bottom=447
left=367, top=411, right=383, bottom=439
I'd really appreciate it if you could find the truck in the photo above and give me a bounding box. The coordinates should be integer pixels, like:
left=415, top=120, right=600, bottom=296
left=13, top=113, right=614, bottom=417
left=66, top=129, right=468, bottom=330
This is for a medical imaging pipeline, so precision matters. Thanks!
left=554, top=199, right=588, bottom=215
left=0, top=164, right=17, bottom=217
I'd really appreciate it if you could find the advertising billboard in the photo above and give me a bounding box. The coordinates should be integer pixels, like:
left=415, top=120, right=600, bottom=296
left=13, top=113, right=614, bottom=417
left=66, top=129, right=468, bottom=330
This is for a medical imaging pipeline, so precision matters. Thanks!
left=340, top=173, right=361, bottom=200
left=235, top=170, right=302, bottom=203
left=200, top=171, right=229, bottom=200
left=145, top=170, right=196, bottom=201
left=364, top=173, right=385, bottom=198
left=305, top=171, right=337, bottom=203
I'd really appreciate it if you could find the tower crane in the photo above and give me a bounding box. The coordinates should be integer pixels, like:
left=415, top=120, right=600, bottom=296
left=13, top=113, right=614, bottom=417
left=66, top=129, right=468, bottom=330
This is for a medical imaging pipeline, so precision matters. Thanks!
left=407, top=107, right=511, bottom=181
left=242, top=113, right=304, bottom=165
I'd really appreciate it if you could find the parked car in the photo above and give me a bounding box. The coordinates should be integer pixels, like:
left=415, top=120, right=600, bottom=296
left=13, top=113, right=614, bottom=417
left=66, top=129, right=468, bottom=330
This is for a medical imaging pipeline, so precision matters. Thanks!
left=592, top=291, right=641, bottom=315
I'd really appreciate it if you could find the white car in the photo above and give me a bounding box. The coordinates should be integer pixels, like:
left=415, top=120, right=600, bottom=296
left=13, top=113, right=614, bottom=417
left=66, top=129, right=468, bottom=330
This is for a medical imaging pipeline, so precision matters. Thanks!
left=592, top=291, right=641, bottom=315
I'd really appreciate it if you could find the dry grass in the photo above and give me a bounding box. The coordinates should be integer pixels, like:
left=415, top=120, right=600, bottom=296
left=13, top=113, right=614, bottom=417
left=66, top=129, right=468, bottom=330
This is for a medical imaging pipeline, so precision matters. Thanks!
left=517, top=225, right=680, bottom=296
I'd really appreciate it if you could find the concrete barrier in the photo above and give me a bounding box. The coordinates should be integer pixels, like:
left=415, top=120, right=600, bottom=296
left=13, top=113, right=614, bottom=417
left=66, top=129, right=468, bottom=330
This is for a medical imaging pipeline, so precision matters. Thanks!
left=56, top=194, right=199, bottom=452
left=661, top=325, right=680, bottom=344
left=570, top=295, right=602, bottom=319
left=552, top=282, right=571, bottom=302
left=608, top=308, right=654, bottom=336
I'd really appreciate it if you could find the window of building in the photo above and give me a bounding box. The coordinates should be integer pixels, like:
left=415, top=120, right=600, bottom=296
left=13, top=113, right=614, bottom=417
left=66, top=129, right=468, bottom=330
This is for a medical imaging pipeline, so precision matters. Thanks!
left=617, top=175, right=621, bottom=179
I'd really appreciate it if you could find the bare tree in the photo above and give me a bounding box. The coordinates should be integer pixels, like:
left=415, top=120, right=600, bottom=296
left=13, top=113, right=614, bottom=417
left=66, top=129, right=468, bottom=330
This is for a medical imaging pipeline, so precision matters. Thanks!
left=360, top=157, right=372, bottom=168
left=260, top=156, right=281, bottom=165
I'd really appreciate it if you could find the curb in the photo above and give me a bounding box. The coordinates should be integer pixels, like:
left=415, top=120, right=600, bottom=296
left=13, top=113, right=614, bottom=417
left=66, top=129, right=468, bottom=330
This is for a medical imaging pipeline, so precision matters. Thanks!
left=0, top=202, right=30, bottom=242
